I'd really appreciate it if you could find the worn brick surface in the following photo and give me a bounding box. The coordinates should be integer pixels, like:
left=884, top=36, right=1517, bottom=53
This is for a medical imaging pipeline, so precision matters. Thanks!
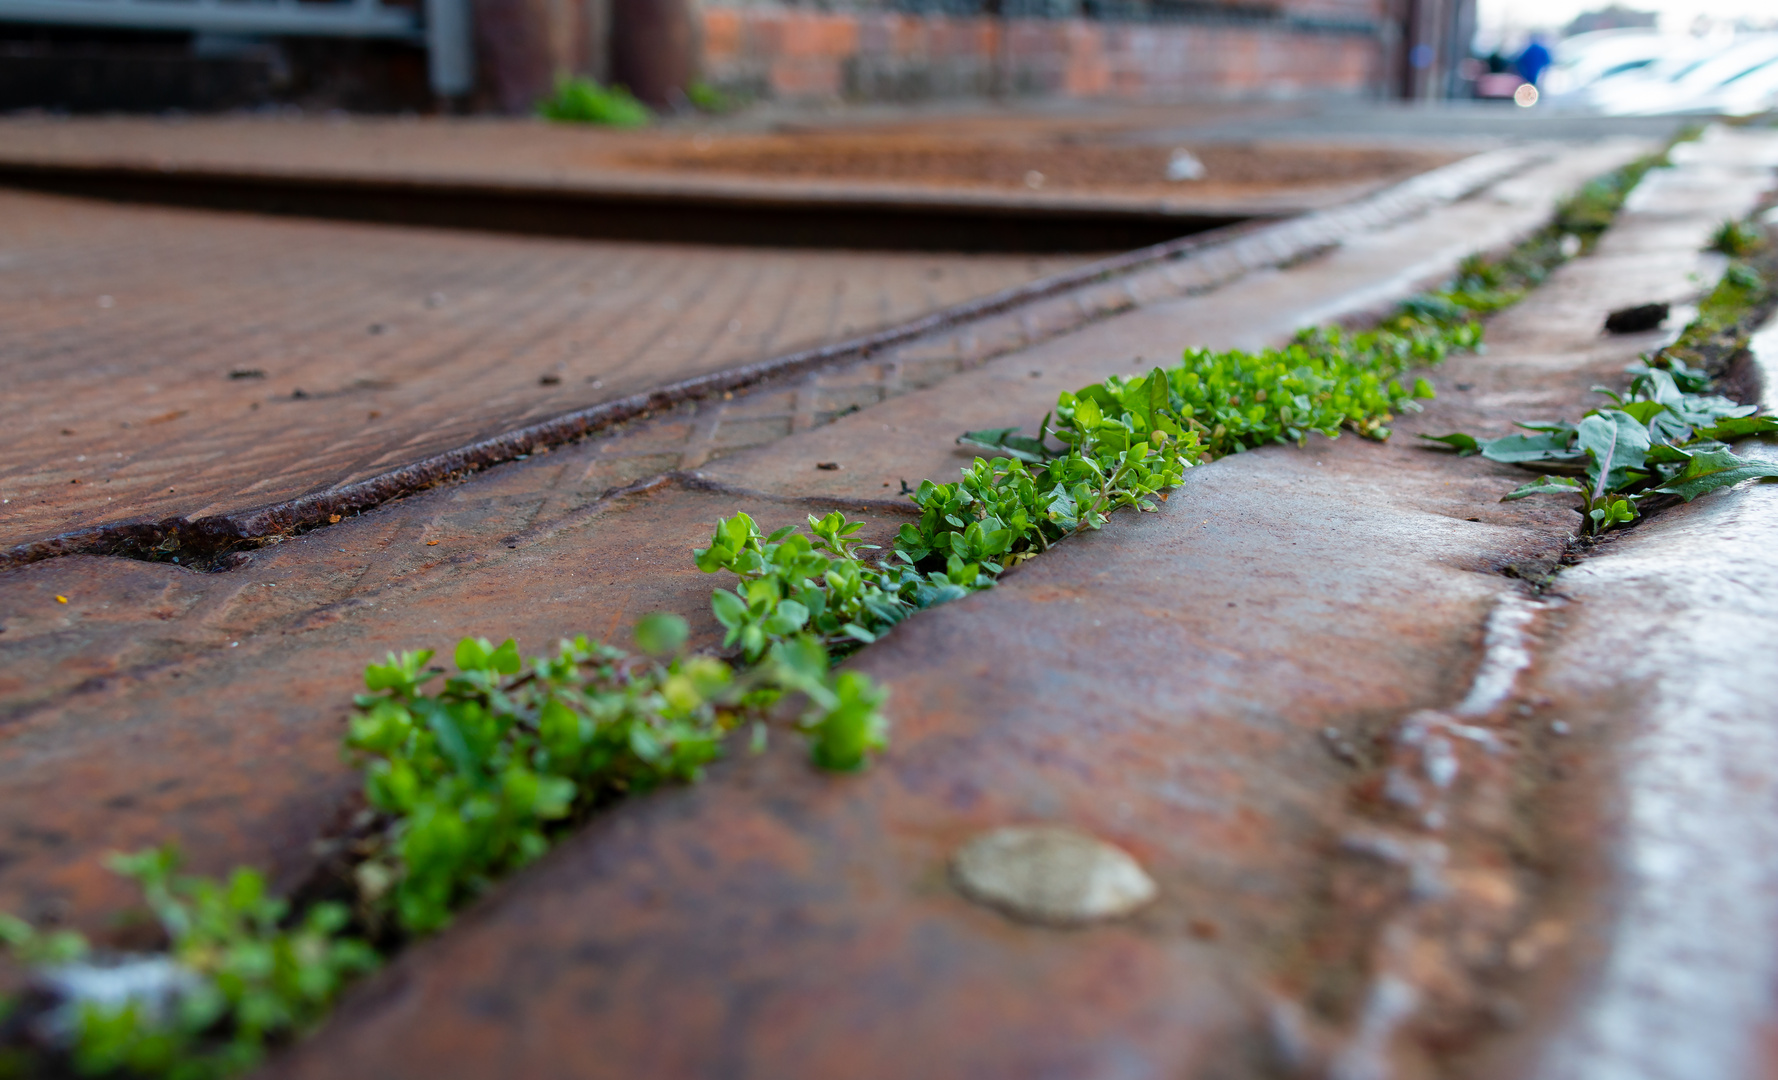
left=0, top=187, right=1083, bottom=548
left=705, top=7, right=1387, bottom=103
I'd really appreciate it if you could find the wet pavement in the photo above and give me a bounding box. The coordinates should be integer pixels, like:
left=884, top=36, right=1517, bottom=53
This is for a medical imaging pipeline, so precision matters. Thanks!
left=3, top=120, right=1776, bottom=1078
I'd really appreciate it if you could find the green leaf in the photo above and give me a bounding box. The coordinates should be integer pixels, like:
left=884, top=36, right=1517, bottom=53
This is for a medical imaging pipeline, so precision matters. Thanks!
left=454, top=638, right=492, bottom=672
left=1577, top=410, right=1651, bottom=494
left=1074, top=395, right=1102, bottom=430
left=1501, top=475, right=1583, bottom=501
left=633, top=612, right=688, bottom=657
left=710, top=589, right=748, bottom=630
left=764, top=599, right=811, bottom=636
left=1654, top=447, right=1778, bottom=501
left=416, top=700, right=482, bottom=779
left=1419, top=432, right=1479, bottom=455
left=1697, top=414, right=1778, bottom=441
left=1615, top=400, right=1667, bottom=424
left=489, top=639, right=522, bottom=676
left=1479, top=431, right=1582, bottom=465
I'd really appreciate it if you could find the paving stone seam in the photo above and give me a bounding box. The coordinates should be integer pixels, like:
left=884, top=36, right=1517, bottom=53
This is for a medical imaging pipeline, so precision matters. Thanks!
left=0, top=146, right=1541, bottom=572
left=493, top=470, right=916, bottom=551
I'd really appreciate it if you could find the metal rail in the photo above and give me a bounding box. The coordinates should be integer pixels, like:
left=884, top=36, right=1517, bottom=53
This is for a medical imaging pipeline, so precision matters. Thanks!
left=0, top=0, right=472, bottom=94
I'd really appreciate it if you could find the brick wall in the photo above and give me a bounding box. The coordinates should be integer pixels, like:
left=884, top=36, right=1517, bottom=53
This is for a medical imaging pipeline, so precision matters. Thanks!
left=700, top=5, right=1389, bottom=103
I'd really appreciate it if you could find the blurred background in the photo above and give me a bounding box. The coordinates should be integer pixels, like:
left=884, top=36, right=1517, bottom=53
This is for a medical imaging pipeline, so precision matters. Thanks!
left=0, top=0, right=1771, bottom=117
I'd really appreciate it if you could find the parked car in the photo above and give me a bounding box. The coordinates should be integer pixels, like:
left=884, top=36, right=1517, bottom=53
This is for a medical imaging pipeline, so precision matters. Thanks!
left=1590, top=34, right=1778, bottom=115
left=1683, top=49, right=1778, bottom=116
left=1540, top=29, right=1670, bottom=97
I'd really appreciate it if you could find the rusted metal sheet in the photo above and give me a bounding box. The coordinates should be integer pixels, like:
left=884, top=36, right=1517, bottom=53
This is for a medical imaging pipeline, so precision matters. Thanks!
left=1, top=146, right=1541, bottom=570
left=264, top=391, right=1580, bottom=1080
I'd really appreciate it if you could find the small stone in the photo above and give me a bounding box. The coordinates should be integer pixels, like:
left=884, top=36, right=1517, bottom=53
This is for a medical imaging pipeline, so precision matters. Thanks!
left=951, top=825, right=1157, bottom=925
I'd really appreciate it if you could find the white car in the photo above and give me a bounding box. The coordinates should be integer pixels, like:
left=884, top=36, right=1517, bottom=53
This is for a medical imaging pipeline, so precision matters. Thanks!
left=1559, top=38, right=1713, bottom=110
left=1593, top=34, right=1778, bottom=115
left=1684, top=50, right=1778, bottom=115
left=1541, top=29, right=1670, bottom=99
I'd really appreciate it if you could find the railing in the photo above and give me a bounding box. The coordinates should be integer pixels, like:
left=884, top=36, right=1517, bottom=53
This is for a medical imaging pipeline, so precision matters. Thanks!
left=0, top=0, right=473, bottom=94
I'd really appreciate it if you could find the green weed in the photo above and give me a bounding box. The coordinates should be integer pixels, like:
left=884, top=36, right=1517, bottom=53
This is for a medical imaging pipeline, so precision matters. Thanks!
left=0, top=853, right=376, bottom=1079
left=0, top=615, right=883, bottom=1074
left=1423, top=219, right=1777, bottom=534
left=686, top=80, right=740, bottom=113
left=1709, top=218, right=1762, bottom=257
left=537, top=76, right=651, bottom=127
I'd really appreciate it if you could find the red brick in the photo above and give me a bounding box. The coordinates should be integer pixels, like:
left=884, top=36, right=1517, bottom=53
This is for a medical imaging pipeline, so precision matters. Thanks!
left=702, top=7, right=743, bottom=63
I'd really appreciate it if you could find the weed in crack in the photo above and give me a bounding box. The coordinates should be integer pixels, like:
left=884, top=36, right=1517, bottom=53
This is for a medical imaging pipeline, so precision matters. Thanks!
left=1423, top=219, right=1778, bottom=538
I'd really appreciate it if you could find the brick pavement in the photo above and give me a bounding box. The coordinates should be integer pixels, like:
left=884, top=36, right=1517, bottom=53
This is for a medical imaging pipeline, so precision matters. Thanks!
left=0, top=187, right=1084, bottom=549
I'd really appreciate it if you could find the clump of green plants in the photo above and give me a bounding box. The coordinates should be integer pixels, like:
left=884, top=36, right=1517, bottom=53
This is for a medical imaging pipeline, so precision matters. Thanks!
left=1424, top=219, right=1778, bottom=534
left=0, top=853, right=376, bottom=1080
left=345, top=613, right=886, bottom=936
left=537, top=76, right=651, bottom=127
left=1431, top=151, right=1670, bottom=316
left=685, top=80, right=740, bottom=113
left=690, top=154, right=1683, bottom=677
left=695, top=322, right=1467, bottom=666
left=1709, top=217, right=1763, bottom=257
left=0, top=615, right=886, bottom=1076
left=693, top=388, right=1204, bottom=666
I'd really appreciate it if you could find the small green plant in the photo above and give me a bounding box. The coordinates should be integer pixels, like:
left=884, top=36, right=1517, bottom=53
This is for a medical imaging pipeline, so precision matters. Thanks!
left=1424, top=222, right=1778, bottom=534
left=0, top=615, right=886, bottom=1074
left=694, top=394, right=1204, bottom=669
left=1709, top=218, right=1763, bottom=257
left=345, top=614, right=886, bottom=934
left=0, top=852, right=376, bottom=1079
left=685, top=80, right=738, bottom=113
left=537, top=76, right=651, bottom=127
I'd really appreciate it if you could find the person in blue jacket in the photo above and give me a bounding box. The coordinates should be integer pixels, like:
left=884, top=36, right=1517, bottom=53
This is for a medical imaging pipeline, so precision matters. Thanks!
left=1515, top=36, right=1552, bottom=85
